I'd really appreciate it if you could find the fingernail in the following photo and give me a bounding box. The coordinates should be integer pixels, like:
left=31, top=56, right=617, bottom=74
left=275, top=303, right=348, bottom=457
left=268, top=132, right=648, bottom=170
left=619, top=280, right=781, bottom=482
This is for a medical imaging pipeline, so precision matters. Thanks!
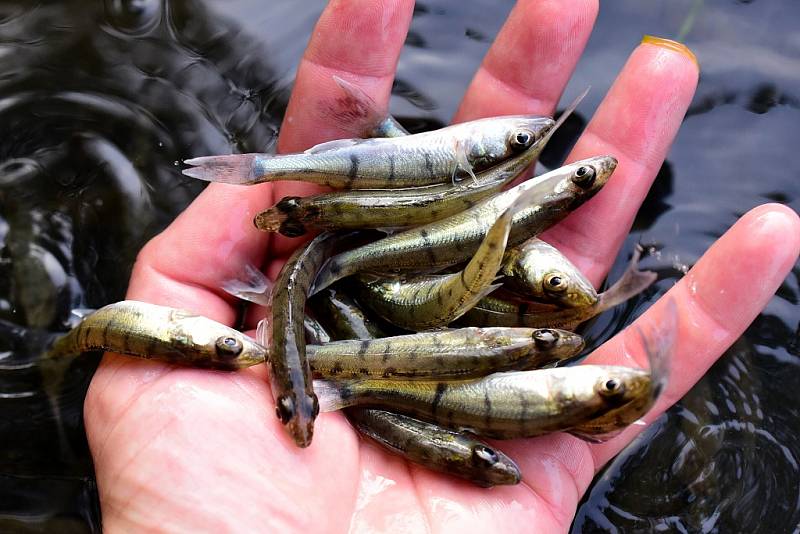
left=642, top=35, right=698, bottom=68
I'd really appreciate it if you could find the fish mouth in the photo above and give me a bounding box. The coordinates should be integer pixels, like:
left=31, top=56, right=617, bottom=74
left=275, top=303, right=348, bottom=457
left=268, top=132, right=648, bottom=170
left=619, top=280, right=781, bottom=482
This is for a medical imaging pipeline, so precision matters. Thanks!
left=565, top=288, right=599, bottom=308
left=287, top=420, right=314, bottom=448
left=595, top=155, right=619, bottom=184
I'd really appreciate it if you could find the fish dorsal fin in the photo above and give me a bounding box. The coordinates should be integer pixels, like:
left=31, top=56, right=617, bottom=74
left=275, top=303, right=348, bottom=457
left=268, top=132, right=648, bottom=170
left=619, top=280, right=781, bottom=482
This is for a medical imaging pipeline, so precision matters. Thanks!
left=67, top=308, right=95, bottom=329
left=70, top=308, right=95, bottom=320
left=304, top=138, right=372, bottom=154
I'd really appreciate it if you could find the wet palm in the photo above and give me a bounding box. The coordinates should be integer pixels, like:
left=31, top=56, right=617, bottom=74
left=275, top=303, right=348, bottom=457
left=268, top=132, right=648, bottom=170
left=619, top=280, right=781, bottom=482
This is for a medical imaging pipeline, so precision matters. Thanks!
left=84, top=1, right=800, bottom=532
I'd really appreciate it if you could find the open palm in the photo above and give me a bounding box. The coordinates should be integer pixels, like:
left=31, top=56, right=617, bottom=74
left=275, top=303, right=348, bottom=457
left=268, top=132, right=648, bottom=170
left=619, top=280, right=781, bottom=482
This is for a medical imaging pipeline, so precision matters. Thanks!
left=84, top=0, right=800, bottom=531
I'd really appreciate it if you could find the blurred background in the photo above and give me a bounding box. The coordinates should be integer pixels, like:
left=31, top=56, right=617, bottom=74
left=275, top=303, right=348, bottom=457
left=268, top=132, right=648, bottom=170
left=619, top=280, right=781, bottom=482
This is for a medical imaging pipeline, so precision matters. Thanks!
left=0, top=0, right=798, bottom=531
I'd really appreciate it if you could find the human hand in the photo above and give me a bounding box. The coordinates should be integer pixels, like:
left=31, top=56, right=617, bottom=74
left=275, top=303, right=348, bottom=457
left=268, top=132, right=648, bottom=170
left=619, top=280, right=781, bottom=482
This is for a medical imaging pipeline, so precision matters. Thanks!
left=84, top=0, right=800, bottom=531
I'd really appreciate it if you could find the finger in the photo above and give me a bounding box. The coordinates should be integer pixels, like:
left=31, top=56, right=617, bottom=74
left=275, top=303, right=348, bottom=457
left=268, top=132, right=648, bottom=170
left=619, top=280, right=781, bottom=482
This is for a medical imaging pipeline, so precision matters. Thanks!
left=496, top=204, right=800, bottom=530
left=541, top=37, right=699, bottom=286
left=585, top=203, right=800, bottom=466
left=454, top=0, right=598, bottom=121
left=270, top=0, right=415, bottom=258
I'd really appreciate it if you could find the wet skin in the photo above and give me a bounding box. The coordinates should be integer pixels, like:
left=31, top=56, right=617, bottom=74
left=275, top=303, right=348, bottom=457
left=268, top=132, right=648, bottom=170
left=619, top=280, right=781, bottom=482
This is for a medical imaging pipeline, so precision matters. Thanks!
left=84, top=1, right=799, bottom=533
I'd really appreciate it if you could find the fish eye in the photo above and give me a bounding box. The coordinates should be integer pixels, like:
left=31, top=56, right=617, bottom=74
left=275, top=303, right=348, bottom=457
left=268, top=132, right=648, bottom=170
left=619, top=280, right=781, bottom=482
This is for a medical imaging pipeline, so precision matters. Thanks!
left=509, top=129, right=535, bottom=151
left=276, top=196, right=302, bottom=213
left=215, top=336, right=243, bottom=358
left=544, top=272, right=567, bottom=293
left=572, top=166, right=596, bottom=188
left=533, top=329, right=558, bottom=350
left=472, top=445, right=499, bottom=467
left=599, top=377, right=626, bottom=398
left=305, top=395, right=320, bottom=418
left=275, top=395, right=295, bottom=424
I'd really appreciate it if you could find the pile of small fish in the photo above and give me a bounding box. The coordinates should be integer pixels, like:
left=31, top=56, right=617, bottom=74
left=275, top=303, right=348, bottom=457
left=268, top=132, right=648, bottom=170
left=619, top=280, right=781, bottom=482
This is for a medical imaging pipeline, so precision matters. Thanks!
left=49, top=79, right=673, bottom=487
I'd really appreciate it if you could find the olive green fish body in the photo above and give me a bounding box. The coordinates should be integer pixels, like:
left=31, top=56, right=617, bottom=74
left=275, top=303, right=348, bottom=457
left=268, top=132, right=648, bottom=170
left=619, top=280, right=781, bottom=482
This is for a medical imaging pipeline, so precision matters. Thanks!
left=269, top=232, right=346, bottom=447
left=316, top=365, right=652, bottom=439
left=48, top=301, right=266, bottom=370
left=311, top=157, right=617, bottom=294
left=347, top=408, right=521, bottom=486
left=501, top=238, right=598, bottom=308
left=253, top=175, right=508, bottom=237
left=306, top=327, right=584, bottom=380
left=183, top=116, right=554, bottom=189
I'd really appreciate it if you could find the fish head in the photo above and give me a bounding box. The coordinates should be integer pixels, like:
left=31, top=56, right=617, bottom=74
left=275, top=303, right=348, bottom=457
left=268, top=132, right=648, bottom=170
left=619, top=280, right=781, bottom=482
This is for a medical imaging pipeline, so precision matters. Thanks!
left=530, top=328, right=585, bottom=363
left=593, top=366, right=653, bottom=411
left=167, top=312, right=267, bottom=369
left=539, top=268, right=598, bottom=308
left=274, top=391, right=318, bottom=448
left=469, top=444, right=522, bottom=486
left=462, top=116, right=555, bottom=173
left=550, top=155, right=617, bottom=200
left=514, top=239, right=599, bottom=308
left=564, top=367, right=655, bottom=441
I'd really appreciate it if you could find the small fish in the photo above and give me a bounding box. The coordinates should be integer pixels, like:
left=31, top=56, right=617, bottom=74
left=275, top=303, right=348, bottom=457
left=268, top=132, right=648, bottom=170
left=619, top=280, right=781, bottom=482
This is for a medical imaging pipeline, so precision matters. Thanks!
left=346, top=408, right=521, bottom=487
left=182, top=116, right=554, bottom=189
left=265, top=232, right=351, bottom=448
left=460, top=246, right=656, bottom=330
left=306, top=327, right=584, bottom=380
left=315, top=364, right=654, bottom=440
left=311, top=156, right=617, bottom=295
left=352, top=178, right=556, bottom=330
left=253, top=175, right=510, bottom=238
left=46, top=300, right=266, bottom=370
left=501, top=238, right=598, bottom=308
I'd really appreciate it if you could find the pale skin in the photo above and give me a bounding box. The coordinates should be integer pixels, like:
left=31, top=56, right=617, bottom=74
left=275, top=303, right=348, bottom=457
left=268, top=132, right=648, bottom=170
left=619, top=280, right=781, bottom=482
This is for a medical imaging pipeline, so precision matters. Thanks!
left=84, top=0, right=800, bottom=532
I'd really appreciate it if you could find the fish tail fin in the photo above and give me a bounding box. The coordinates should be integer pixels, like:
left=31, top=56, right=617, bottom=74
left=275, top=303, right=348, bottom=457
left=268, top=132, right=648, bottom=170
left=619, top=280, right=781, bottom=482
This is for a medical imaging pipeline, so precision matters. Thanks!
left=313, top=379, right=357, bottom=412
left=595, top=245, right=658, bottom=312
left=634, top=296, right=677, bottom=397
left=182, top=154, right=260, bottom=184
left=221, top=264, right=273, bottom=307
left=253, top=196, right=309, bottom=237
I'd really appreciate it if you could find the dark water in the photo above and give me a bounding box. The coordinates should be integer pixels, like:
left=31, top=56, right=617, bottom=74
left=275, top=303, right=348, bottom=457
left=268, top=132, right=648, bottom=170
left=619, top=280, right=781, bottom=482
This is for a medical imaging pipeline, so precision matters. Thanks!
left=0, top=0, right=797, bottom=531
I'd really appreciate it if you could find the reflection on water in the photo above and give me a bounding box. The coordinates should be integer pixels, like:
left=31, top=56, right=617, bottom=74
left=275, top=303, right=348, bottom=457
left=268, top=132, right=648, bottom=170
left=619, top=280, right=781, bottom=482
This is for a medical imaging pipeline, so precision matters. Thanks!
left=0, top=0, right=798, bottom=531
